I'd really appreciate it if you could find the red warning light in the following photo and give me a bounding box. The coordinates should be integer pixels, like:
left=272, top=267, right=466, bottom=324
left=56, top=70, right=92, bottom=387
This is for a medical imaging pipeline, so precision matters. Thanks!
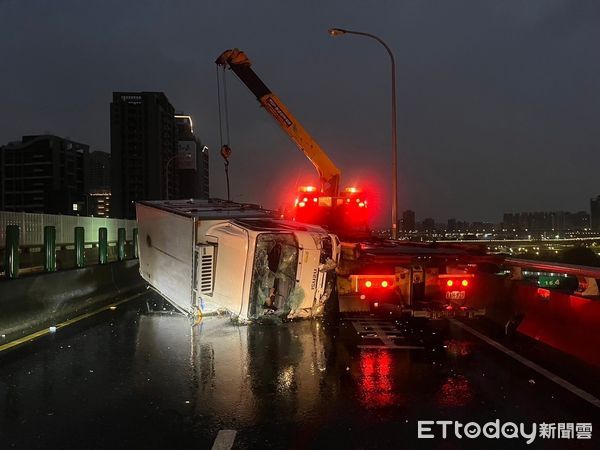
left=461, top=279, right=469, bottom=287
left=446, top=280, right=454, bottom=287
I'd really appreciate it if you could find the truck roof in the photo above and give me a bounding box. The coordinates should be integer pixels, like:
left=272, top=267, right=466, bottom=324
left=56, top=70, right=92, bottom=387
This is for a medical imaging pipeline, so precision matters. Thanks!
left=234, top=217, right=326, bottom=233
left=137, top=198, right=275, bottom=220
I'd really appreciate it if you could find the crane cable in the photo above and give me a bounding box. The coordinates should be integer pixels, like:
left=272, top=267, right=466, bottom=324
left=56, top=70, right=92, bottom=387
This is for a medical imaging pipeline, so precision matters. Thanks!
left=216, top=66, right=232, bottom=201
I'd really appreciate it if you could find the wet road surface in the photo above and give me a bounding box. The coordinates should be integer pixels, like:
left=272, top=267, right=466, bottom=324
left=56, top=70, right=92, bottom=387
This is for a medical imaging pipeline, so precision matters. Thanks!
left=1, top=293, right=599, bottom=449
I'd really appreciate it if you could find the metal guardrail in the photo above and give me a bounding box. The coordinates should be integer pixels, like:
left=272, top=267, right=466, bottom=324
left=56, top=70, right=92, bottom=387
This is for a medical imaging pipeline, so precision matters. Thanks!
left=1, top=211, right=138, bottom=279
left=503, top=258, right=600, bottom=279
left=0, top=211, right=136, bottom=247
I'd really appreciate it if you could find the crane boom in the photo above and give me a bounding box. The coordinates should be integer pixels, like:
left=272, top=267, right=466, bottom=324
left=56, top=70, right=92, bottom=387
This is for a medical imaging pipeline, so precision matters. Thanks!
left=216, top=48, right=341, bottom=197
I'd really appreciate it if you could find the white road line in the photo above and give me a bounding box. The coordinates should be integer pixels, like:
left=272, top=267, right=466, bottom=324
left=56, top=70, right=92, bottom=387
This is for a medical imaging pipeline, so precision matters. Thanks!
left=449, top=318, right=600, bottom=409
left=211, top=430, right=237, bottom=450
left=0, top=291, right=147, bottom=353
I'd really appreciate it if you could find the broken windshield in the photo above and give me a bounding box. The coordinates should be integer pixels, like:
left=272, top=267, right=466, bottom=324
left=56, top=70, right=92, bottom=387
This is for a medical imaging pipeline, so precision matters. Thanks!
left=248, top=233, right=299, bottom=318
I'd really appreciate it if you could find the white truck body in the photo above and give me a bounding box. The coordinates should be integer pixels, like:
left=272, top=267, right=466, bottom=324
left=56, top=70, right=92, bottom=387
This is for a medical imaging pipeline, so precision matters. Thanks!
left=136, top=199, right=339, bottom=320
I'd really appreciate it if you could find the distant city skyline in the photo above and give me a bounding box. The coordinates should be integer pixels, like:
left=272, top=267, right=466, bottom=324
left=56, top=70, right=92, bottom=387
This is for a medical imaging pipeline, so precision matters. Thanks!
left=1, top=1, right=599, bottom=226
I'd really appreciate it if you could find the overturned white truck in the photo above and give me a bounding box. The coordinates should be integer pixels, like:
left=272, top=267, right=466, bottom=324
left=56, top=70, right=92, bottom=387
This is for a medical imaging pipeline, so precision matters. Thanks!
left=136, top=199, right=339, bottom=321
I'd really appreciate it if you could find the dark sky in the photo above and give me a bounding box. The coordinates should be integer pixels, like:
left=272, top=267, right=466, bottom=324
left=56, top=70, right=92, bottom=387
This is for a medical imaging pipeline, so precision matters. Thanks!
left=1, top=0, right=599, bottom=227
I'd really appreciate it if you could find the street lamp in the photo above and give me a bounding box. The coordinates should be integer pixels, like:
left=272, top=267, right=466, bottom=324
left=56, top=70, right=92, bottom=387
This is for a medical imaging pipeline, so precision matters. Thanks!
left=165, top=153, right=192, bottom=200
left=328, top=27, right=398, bottom=240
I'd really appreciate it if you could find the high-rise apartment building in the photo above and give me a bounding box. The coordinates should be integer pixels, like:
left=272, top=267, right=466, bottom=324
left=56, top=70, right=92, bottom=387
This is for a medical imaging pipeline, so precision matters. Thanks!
left=0, top=135, right=88, bottom=214
left=591, top=196, right=600, bottom=232
left=175, top=114, right=209, bottom=199
left=88, top=151, right=111, bottom=190
left=110, top=92, right=177, bottom=219
left=401, top=210, right=416, bottom=232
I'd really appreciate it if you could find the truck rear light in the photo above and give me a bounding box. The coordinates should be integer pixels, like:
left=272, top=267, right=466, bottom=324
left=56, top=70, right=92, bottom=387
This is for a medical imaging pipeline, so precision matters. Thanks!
left=298, top=201, right=306, bottom=207
left=313, top=198, right=318, bottom=203
left=381, top=280, right=389, bottom=288
left=447, top=280, right=454, bottom=287
left=365, top=280, right=372, bottom=288
left=461, top=279, right=469, bottom=287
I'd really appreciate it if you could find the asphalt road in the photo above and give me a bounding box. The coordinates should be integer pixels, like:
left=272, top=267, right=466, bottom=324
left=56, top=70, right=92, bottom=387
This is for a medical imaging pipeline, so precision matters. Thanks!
left=1, top=292, right=598, bottom=449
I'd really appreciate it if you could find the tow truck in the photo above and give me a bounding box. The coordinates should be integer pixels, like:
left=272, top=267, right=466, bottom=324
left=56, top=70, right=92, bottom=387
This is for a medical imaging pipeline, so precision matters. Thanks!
left=216, top=49, right=369, bottom=240
left=216, top=48, right=485, bottom=318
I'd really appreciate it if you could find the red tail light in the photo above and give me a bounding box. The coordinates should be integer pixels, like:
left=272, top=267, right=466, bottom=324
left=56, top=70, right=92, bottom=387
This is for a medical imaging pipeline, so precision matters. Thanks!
left=447, top=280, right=454, bottom=287
left=461, top=279, right=469, bottom=287
left=381, top=280, right=389, bottom=288
left=365, top=280, right=372, bottom=288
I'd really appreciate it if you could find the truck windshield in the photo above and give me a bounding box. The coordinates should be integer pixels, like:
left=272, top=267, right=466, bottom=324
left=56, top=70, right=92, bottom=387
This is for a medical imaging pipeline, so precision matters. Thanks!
left=249, top=233, right=299, bottom=318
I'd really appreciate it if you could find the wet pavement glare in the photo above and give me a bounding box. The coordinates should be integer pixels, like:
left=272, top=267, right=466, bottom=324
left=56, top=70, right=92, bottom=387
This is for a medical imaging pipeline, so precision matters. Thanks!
left=0, top=293, right=598, bottom=449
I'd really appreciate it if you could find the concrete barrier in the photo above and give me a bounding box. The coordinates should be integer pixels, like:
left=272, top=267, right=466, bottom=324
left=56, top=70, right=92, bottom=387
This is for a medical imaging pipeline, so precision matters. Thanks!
left=471, top=273, right=600, bottom=367
left=0, top=260, right=145, bottom=344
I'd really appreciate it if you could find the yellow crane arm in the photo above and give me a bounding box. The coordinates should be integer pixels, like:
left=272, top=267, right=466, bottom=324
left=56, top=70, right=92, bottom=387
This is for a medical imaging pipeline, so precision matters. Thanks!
left=216, top=48, right=341, bottom=197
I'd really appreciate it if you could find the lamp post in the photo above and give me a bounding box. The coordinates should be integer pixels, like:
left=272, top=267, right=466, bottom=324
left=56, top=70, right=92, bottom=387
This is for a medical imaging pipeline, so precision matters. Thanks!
left=328, top=27, right=398, bottom=240
left=165, top=153, right=191, bottom=200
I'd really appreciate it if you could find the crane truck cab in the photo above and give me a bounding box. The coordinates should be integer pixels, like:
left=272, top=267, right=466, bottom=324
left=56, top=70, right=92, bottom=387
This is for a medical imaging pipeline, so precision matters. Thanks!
left=136, top=199, right=339, bottom=321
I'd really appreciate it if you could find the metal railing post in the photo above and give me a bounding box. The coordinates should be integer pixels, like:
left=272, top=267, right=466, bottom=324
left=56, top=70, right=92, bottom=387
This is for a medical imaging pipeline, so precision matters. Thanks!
left=98, top=227, right=108, bottom=264
left=133, top=228, right=139, bottom=259
left=117, top=228, right=126, bottom=261
left=4, top=225, right=20, bottom=279
left=74, top=226, right=85, bottom=268
left=43, top=225, right=56, bottom=272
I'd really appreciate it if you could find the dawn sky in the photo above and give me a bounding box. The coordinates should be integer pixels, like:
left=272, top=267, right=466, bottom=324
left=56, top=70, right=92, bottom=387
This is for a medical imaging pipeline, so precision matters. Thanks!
left=1, top=0, right=599, bottom=227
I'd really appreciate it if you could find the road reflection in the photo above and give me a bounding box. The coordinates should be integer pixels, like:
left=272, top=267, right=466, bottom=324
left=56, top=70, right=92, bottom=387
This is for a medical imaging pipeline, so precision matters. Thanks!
left=357, top=350, right=395, bottom=408
left=133, top=307, right=339, bottom=424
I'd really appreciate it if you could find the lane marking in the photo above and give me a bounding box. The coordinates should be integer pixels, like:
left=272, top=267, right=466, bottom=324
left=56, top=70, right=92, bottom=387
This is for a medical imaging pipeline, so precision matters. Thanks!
left=350, top=318, right=424, bottom=350
left=449, top=318, right=600, bottom=409
left=211, top=429, right=237, bottom=450
left=0, top=291, right=147, bottom=353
